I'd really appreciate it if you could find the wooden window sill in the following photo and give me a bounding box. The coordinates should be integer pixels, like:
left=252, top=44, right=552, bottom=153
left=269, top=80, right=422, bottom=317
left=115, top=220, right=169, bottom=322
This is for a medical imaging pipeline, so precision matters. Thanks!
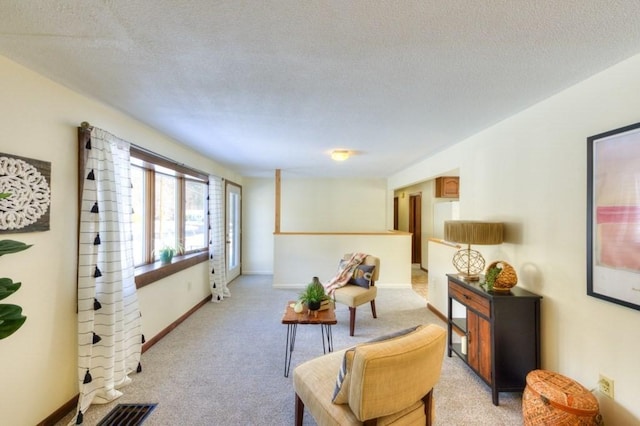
left=135, top=251, right=209, bottom=289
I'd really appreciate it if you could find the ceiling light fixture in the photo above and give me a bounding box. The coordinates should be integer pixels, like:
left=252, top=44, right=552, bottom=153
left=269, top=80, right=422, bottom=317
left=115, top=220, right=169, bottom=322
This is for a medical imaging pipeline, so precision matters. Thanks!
left=331, top=150, right=350, bottom=161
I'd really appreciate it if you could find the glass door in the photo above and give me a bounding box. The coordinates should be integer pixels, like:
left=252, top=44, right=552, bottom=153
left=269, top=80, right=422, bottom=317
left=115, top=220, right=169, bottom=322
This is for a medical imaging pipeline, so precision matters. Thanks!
left=226, top=181, right=241, bottom=281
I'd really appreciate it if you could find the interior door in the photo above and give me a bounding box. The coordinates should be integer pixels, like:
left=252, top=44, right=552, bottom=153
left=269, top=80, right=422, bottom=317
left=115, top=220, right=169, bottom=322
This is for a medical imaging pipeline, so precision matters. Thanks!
left=409, top=193, right=422, bottom=264
left=226, top=181, right=242, bottom=282
left=393, top=196, right=399, bottom=230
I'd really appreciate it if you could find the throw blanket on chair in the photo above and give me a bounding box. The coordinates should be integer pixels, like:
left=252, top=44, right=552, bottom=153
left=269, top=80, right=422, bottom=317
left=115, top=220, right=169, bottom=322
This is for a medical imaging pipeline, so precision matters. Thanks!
left=324, top=252, right=368, bottom=296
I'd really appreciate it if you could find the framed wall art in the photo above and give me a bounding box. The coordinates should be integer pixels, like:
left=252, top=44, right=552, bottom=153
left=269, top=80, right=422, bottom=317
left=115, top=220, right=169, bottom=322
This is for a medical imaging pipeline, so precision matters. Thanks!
left=0, top=152, right=51, bottom=233
left=587, top=122, right=640, bottom=311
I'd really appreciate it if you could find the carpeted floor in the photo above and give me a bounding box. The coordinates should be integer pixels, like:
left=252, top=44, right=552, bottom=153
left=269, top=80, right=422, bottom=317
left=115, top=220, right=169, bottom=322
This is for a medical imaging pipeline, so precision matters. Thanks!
left=57, top=275, right=523, bottom=425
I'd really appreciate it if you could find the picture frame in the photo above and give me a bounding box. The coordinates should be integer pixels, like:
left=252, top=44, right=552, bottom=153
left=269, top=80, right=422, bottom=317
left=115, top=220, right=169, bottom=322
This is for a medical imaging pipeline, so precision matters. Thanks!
left=587, top=122, right=640, bottom=311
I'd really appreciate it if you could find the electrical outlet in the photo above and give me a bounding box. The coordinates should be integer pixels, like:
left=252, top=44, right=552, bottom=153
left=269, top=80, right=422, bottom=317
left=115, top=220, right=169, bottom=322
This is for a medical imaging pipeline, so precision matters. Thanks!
left=598, top=374, right=614, bottom=399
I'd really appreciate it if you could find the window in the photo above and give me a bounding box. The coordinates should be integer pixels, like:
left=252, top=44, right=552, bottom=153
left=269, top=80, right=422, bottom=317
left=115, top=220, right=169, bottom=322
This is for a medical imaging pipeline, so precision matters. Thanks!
left=154, top=172, right=178, bottom=255
left=184, top=180, right=208, bottom=251
left=130, top=148, right=209, bottom=269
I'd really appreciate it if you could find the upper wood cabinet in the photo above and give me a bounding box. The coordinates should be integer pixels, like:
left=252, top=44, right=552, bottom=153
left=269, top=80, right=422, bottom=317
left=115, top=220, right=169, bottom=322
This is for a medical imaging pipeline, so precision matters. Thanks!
left=435, top=176, right=459, bottom=198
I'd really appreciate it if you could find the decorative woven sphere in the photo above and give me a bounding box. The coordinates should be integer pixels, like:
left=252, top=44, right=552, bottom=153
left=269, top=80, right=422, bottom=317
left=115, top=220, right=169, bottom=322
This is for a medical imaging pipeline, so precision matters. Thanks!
left=452, top=248, right=485, bottom=276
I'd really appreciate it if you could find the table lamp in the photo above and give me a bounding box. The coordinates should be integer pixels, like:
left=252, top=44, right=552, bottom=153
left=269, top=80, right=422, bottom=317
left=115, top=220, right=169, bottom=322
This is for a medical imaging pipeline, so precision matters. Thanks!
left=444, top=220, right=504, bottom=280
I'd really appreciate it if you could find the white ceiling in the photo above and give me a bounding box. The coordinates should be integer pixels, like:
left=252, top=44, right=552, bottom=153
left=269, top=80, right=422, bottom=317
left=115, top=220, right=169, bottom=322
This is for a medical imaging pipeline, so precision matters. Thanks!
left=2, top=1, right=640, bottom=178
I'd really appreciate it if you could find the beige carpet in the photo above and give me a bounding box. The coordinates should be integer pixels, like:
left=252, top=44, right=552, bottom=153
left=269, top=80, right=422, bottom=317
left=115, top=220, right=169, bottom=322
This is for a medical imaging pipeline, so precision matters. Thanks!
left=57, top=275, right=523, bottom=425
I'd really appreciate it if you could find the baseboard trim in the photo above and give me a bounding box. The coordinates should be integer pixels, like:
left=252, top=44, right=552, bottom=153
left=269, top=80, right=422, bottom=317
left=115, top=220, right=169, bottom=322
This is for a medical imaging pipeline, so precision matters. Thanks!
left=142, top=294, right=212, bottom=353
left=427, top=302, right=447, bottom=324
left=39, top=294, right=212, bottom=426
left=427, top=302, right=462, bottom=335
left=37, top=395, right=78, bottom=426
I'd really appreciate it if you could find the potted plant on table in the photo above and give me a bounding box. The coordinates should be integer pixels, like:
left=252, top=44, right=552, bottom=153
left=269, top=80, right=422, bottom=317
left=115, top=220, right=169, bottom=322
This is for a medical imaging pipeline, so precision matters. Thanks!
left=299, top=278, right=329, bottom=312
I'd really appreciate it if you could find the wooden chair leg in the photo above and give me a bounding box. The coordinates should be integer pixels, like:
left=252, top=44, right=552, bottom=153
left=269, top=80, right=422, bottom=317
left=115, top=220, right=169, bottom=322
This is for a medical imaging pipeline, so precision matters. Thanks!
left=370, top=299, right=377, bottom=318
left=423, top=389, right=434, bottom=426
left=295, top=393, right=304, bottom=426
left=349, top=307, right=356, bottom=336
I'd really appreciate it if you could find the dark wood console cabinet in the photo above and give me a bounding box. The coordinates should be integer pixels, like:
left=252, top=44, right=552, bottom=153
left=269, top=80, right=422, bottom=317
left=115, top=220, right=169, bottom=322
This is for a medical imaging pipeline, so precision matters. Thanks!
left=447, top=274, right=541, bottom=405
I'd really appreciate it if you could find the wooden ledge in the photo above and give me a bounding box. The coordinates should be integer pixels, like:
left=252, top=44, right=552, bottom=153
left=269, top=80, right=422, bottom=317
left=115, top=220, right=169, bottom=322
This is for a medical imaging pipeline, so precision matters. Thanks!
left=135, top=251, right=209, bottom=289
left=274, top=230, right=411, bottom=236
left=428, top=237, right=461, bottom=248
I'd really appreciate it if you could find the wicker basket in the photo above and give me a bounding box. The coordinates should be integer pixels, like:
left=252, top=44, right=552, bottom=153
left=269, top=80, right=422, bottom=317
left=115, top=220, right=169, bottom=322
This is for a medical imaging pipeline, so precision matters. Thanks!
left=486, top=260, right=518, bottom=292
left=523, top=370, right=602, bottom=425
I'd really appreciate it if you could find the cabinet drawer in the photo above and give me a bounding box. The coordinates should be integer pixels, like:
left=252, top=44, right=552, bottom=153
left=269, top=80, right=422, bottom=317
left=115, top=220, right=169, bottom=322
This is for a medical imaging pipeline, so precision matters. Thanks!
left=449, top=281, right=490, bottom=318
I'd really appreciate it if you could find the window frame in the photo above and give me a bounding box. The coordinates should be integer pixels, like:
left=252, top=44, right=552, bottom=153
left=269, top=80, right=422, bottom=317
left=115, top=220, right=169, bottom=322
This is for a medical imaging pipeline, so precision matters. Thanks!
left=130, top=147, right=209, bottom=288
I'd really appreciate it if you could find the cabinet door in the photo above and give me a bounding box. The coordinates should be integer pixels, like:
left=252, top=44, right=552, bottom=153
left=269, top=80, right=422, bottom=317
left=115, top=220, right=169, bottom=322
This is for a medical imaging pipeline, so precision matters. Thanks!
left=435, top=176, right=459, bottom=198
left=468, top=311, right=492, bottom=383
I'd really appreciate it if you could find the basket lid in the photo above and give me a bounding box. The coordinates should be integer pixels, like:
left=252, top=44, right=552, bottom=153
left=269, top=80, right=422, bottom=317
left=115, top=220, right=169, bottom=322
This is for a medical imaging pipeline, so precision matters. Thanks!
left=526, top=370, right=599, bottom=416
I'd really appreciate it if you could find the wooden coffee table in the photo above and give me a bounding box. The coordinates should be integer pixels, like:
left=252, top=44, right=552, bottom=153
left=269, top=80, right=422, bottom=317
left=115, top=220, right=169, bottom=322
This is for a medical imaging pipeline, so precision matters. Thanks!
left=282, top=301, right=337, bottom=377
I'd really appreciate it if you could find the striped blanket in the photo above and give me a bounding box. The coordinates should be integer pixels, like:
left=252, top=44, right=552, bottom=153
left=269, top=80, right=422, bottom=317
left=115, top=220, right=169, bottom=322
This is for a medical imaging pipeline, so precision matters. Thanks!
left=324, top=252, right=368, bottom=296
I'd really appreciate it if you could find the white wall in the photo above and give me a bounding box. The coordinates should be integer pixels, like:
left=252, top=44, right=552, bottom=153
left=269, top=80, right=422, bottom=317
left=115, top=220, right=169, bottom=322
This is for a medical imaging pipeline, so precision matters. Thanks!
left=395, top=181, right=432, bottom=265
left=0, top=55, right=238, bottom=425
left=268, top=176, right=400, bottom=288
left=395, top=180, right=459, bottom=267
left=273, top=232, right=412, bottom=287
left=390, top=54, right=640, bottom=424
left=137, top=264, right=211, bottom=339
left=427, top=240, right=457, bottom=317
left=242, top=176, right=390, bottom=276
left=281, top=177, right=387, bottom=231
left=242, top=177, right=275, bottom=274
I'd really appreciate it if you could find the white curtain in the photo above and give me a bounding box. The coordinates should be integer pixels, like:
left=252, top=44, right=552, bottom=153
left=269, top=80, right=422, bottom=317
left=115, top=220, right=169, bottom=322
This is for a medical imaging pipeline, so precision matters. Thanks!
left=72, top=128, right=142, bottom=424
left=209, top=176, right=230, bottom=301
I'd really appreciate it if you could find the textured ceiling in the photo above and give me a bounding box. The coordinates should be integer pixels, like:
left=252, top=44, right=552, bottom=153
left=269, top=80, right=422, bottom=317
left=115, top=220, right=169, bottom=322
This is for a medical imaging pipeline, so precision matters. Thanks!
left=2, top=1, right=640, bottom=178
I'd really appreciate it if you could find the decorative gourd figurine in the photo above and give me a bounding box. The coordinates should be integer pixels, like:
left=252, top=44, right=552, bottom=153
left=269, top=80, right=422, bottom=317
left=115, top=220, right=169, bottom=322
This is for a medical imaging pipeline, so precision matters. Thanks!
left=485, top=260, right=518, bottom=292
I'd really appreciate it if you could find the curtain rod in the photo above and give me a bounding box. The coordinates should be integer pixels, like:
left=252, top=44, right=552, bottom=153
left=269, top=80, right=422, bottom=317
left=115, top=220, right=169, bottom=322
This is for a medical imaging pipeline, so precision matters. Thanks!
left=81, top=121, right=221, bottom=180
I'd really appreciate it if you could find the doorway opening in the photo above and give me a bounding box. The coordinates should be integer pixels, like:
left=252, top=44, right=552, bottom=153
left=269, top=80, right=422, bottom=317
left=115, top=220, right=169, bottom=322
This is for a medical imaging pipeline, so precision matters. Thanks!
left=409, top=193, right=422, bottom=265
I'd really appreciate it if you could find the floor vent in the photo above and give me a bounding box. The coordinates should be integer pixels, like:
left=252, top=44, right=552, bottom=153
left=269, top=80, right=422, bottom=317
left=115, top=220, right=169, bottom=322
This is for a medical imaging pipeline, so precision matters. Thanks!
left=97, top=403, right=157, bottom=426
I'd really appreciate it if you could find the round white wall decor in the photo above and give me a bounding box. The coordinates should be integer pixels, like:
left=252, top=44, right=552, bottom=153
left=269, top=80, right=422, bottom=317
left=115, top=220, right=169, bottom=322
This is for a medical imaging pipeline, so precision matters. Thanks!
left=0, top=156, right=51, bottom=231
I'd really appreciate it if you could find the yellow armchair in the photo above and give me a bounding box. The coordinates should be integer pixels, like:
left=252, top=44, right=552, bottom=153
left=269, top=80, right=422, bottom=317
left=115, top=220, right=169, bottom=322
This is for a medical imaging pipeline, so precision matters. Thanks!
left=293, top=324, right=447, bottom=426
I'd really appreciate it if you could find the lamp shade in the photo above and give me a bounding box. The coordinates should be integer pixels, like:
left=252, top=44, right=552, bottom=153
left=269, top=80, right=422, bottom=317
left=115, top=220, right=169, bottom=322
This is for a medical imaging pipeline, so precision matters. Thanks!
left=444, top=221, right=504, bottom=245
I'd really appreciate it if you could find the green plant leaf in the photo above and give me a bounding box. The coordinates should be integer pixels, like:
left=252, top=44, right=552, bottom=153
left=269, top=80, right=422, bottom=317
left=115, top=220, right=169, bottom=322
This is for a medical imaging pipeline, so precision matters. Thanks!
left=0, top=278, right=21, bottom=301
left=0, top=304, right=26, bottom=339
left=0, top=240, right=32, bottom=257
left=0, top=304, right=24, bottom=319
left=0, top=192, right=11, bottom=199
left=0, top=238, right=31, bottom=339
left=299, top=281, right=328, bottom=303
